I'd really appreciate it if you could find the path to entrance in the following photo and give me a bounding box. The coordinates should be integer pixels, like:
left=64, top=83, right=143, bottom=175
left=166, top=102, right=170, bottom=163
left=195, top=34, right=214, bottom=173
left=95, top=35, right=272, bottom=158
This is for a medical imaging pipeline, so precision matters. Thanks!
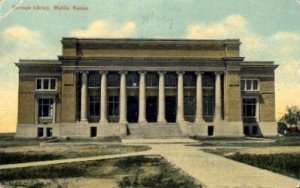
left=124, top=138, right=300, bottom=188
left=0, top=138, right=299, bottom=187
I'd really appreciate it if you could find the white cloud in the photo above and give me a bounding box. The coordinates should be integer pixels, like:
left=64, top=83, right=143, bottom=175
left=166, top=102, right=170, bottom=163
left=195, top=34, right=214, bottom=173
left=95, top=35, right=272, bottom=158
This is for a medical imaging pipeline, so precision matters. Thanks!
left=71, top=20, right=136, bottom=38
left=0, top=26, right=54, bottom=64
left=186, top=15, right=300, bottom=119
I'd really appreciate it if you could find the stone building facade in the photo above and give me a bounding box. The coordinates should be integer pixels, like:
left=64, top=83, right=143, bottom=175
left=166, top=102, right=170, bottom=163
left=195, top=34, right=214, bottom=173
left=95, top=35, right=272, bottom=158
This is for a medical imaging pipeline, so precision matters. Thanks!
left=15, top=38, right=278, bottom=138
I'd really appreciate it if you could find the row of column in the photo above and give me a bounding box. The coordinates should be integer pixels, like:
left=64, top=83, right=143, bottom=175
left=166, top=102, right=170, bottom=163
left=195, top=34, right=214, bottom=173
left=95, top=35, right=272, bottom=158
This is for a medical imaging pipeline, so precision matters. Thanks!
left=80, top=71, right=222, bottom=124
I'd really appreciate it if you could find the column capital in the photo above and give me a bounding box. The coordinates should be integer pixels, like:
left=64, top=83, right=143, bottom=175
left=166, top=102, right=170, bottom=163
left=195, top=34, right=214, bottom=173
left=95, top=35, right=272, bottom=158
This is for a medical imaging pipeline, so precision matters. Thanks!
left=176, top=71, right=185, bottom=74
left=119, top=71, right=127, bottom=74
left=80, top=70, right=89, bottom=74
left=99, top=71, right=108, bottom=74
left=138, top=71, right=147, bottom=74
left=196, top=71, right=204, bottom=75
left=158, top=71, right=166, bottom=74
left=214, top=71, right=224, bottom=75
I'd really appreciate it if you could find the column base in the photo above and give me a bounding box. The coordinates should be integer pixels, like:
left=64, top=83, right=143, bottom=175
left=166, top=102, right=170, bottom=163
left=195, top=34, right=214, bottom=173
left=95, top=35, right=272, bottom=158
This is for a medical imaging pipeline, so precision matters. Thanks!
left=119, top=121, right=128, bottom=125
left=80, top=120, right=88, bottom=124
left=138, top=120, right=148, bottom=124
left=157, top=119, right=166, bottom=124
left=194, top=119, right=205, bottom=124
left=99, top=119, right=108, bottom=124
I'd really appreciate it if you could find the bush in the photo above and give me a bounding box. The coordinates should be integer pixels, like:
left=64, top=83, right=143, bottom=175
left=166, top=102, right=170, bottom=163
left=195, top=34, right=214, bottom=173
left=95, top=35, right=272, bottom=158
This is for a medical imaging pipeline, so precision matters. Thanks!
left=229, top=153, right=300, bottom=179
left=0, top=152, right=62, bottom=165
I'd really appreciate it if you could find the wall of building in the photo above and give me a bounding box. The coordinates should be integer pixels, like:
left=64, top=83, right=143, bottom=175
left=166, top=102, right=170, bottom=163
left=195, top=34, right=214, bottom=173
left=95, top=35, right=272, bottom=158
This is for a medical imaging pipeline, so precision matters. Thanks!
left=18, top=76, right=35, bottom=124
left=61, top=70, right=77, bottom=123
left=259, top=77, right=276, bottom=122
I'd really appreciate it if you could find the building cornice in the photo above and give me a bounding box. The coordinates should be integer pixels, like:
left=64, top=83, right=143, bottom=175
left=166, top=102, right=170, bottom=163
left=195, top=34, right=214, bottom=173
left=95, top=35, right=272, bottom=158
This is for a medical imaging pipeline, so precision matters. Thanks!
left=61, top=38, right=241, bottom=50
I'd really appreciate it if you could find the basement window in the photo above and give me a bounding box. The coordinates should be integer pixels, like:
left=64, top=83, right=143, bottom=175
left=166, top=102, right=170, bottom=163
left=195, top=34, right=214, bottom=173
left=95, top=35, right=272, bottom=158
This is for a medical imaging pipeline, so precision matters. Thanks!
left=37, top=127, right=44, bottom=138
left=90, top=127, right=97, bottom=137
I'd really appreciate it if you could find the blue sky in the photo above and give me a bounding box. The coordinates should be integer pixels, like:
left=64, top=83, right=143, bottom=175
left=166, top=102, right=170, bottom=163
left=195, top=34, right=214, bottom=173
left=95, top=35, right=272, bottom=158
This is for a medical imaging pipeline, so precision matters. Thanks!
left=0, top=0, right=300, bottom=132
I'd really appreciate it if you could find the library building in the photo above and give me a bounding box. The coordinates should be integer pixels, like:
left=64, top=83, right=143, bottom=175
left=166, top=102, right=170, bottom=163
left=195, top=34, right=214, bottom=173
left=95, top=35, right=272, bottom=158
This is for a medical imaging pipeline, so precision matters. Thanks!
left=15, top=38, right=278, bottom=138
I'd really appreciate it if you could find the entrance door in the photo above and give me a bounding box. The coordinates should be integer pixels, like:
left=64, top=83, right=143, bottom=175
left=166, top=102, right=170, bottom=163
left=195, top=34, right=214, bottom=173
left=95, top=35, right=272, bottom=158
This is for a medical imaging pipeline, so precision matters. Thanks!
left=127, top=96, right=138, bottom=123
left=146, top=96, right=157, bottom=122
left=165, top=96, right=176, bottom=122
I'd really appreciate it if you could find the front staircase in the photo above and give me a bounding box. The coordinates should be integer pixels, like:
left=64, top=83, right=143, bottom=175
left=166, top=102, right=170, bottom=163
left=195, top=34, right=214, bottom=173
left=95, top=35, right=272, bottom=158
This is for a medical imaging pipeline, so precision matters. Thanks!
left=126, top=123, right=184, bottom=139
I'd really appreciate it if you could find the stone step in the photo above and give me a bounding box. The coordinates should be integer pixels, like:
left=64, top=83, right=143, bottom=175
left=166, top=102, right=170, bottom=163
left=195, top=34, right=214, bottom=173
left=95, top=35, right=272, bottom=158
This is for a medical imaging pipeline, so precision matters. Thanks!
left=126, top=123, right=184, bottom=139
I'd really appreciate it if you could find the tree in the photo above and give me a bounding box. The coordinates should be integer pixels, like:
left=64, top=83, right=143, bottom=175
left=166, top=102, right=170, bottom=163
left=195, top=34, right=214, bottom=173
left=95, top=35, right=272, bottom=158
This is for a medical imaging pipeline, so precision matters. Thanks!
left=278, top=106, right=300, bottom=134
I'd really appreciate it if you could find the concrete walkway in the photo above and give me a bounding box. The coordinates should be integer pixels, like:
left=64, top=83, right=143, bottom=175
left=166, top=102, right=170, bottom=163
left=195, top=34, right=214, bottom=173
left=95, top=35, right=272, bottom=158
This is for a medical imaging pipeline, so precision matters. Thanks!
left=149, top=143, right=300, bottom=188
left=0, top=139, right=299, bottom=187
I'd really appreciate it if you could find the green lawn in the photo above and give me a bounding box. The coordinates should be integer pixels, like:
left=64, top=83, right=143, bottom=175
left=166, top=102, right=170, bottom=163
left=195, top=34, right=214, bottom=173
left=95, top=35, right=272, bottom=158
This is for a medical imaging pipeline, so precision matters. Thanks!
left=0, top=156, right=202, bottom=188
left=0, top=133, right=151, bottom=164
left=229, top=153, right=300, bottom=179
left=200, top=136, right=300, bottom=179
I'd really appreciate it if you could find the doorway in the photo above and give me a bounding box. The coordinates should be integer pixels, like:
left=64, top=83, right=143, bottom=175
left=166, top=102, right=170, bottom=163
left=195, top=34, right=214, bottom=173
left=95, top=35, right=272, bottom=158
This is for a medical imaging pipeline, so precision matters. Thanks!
left=146, top=96, right=157, bottom=122
left=165, top=96, right=176, bottom=122
left=127, top=96, right=138, bottom=123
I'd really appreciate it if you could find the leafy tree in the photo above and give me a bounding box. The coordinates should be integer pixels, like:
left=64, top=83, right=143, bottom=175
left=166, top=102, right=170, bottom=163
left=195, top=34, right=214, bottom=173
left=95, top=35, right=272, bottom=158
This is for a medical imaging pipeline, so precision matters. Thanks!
left=278, top=106, right=300, bottom=134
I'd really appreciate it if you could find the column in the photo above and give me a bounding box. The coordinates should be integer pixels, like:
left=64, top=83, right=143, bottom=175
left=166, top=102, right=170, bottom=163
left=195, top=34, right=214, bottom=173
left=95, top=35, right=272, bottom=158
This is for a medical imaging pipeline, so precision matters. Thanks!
left=119, top=71, right=127, bottom=124
left=138, top=71, right=147, bottom=123
left=80, top=71, right=88, bottom=123
left=214, top=72, right=222, bottom=123
left=100, top=71, right=108, bottom=123
left=176, top=71, right=184, bottom=122
left=195, top=72, right=204, bottom=123
left=157, top=71, right=166, bottom=123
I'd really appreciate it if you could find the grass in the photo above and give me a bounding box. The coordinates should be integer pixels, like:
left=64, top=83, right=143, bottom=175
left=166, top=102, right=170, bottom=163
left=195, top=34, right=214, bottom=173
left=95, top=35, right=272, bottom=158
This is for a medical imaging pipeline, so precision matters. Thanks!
left=200, top=136, right=300, bottom=180
left=193, top=136, right=300, bottom=147
left=0, top=134, right=42, bottom=148
left=228, top=153, right=300, bottom=179
left=0, top=156, right=202, bottom=188
left=0, top=144, right=150, bottom=164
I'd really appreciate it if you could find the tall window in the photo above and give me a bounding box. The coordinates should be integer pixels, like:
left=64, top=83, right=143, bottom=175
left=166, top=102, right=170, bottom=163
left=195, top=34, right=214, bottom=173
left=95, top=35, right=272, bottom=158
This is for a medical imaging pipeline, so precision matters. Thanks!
left=146, top=72, right=158, bottom=87
left=107, top=72, right=120, bottom=87
left=38, top=98, right=54, bottom=118
left=184, top=73, right=196, bottom=87
left=203, top=96, right=214, bottom=117
left=241, top=79, right=259, bottom=91
left=127, top=72, right=139, bottom=87
left=36, top=78, right=56, bottom=91
left=108, top=96, right=119, bottom=116
left=202, top=74, right=214, bottom=88
left=88, top=72, right=100, bottom=88
left=89, top=96, right=100, bottom=116
left=243, top=98, right=257, bottom=117
left=184, top=96, right=195, bottom=116
left=165, top=72, right=177, bottom=87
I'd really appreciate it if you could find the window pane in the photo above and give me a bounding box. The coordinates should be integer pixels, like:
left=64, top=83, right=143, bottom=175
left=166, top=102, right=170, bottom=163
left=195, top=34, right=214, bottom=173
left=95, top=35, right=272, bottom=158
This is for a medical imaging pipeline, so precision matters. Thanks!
left=203, top=75, right=214, bottom=87
left=108, top=73, right=120, bottom=87
left=37, top=79, right=42, bottom=90
left=109, top=96, right=119, bottom=116
left=43, top=79, right=49, bottom=90
left=88, top=73, right=100, bottom=87
left=203, top=96, right=214, bottom=116
left=165, top=73, right=176, bottom=87
left=50, top=79, right=56, bottom=90
left=243, top=98, right=256, bottom=117
left=184, top=74, right=195, bottom=87
left=89, top=96, right=100, bottom=116
left=253, top=80, right=258, bottom=90
left=146, top=73, right=158, bottom=87
left=241, top=80, right=245, bottom=90
left=127, top=72, right=139, bottom=87
left=184, top=96, right=195, bottom=115
left=37, top=128, right=44, bottom=137
left=46, top=128, right=53, bottom=137
left=246, top=80, right=251, bottom=90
